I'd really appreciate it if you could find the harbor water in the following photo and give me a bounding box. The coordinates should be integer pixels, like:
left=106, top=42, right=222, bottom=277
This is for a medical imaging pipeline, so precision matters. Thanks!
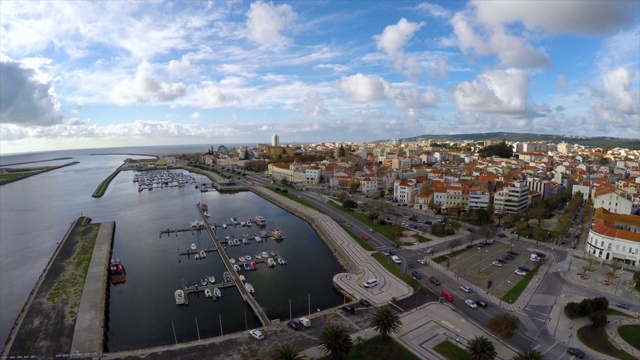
left=0, top=148, right=344, bottom=351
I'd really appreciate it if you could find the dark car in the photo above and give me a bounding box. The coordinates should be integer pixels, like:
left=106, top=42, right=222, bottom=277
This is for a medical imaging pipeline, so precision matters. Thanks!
left=495, top=258, right=505, bottom=264
left=424, top=220, right=433, bottom=225
left=288, top=320, right=301, bottom=330
left=567, top=347, right=585, bottom=358
left=507, top=251, right=519, bottom=256
left=616, top=302, right=630, bottom=309
left=501, top=255, right=511, bottom=262
left=411, top=271, right=422, bottom=279
left=359, top=299, right=371, bottom=307
left=518, top=266, right=531, bottom=273
left=392, top=243, right=400, bottom=248
left=342, top=306, right=355, bottom=314
left=498, top=233, right=506, bottom=238
left=475, top=300, right=488, bottom=308
left=534, top=252, right=547, bottom=258
left=478, top=243, right=487, bottom=248
left=429, top=276, right=441, bottom=285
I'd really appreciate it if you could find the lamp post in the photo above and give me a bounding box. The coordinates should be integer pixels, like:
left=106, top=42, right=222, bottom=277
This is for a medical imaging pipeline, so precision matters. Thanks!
left=477, top=249, right=483, bottom=272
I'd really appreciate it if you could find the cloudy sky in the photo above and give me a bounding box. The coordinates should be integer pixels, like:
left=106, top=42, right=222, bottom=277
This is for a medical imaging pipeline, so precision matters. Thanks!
left=1, top=1, right=639, bottom=154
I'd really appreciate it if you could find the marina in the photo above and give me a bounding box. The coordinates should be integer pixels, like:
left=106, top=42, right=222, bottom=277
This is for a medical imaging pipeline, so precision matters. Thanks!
left=175, top=278, right=236, bottom=305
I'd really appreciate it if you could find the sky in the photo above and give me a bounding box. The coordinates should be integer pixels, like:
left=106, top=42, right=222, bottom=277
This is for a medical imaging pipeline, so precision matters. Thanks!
left=1, top=0, right=639, bottom=154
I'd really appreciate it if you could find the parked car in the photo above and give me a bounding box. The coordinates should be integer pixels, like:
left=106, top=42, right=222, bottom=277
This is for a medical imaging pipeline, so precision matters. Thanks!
left=429, top=276, right=441, bottom=285
left=359, top=299, right=371, bottom=307
left=342, top=306, right=355, bottom=314
left=465, top=299, right=477, bottom=308
left=460, top=286, right=471, bottom=293
left=249, top=329, right=264, bottom=340
left=567, top=347, right=585, bottom=358
left=411, top=271, right=422, bottom=279
left=478, top=243, right=487, bottom=248
left=417, top=258, right=427, bottom=265
left=514, top=269, right=527, bottom=276
left=492, top=261, right=503, bottom=267
left=508, top=251, right=519, bottom=256
left=486, top=239, right=494, bottom=244
left=616, top=302, right=630, bottom=309
left=498, top=233, right=506, bottom=238
left=299, top=317, right=311, bottom=328
left=518, top=266, right=531, bottom=273
left=475, top=300, right=488, bottom=308
left=288, top=320, right=301, bottom=330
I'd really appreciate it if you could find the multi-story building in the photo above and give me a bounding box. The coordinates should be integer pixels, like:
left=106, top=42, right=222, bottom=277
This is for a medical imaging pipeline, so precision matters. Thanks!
left=493, top=181, right=530, bottom=214
left=271, top=134, right=280, bottom=146
left=585, top=208, right=640, bottom=267
left=593, top=188, right=636, bottom=215
left=468, top=187, right=490, bottom=210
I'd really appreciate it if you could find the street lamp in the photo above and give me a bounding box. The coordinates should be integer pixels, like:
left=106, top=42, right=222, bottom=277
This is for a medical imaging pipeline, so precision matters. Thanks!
left=477, top=249, right=482, bottom=272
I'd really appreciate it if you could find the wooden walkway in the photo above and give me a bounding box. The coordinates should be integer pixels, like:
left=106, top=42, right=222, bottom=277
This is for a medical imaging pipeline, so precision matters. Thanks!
left=159, top=226, right=208, bottom=237
left=177, top=246, right=217, bottom=261
left=180, top=279, right=236, bottom=304
left=196, top=205, right=271, bottom=327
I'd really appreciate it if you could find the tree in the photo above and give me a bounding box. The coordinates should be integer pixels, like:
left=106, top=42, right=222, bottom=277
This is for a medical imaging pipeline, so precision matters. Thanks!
left=487, top=313, right=520, bottom=339
left=466, top=336, right=497, bottom=360
left=589, top=311, right=607, bottom=328
left=512, top=349, right=543, bottom=360
left=480, top=224, right=497, bottom=240
left=271, top=344, right=307, bottom=360
left=606, top=262, right=623, bottom=283
left=530, top=203, right=548, bottom=226
left=633, top=269, right=640, bottom=290
left=342, top=199, right=358, bottom=209
left=369, top=306, right=402, bottom=339
left=337, top=145, right=346, bottom=158
left=318, top=325, right=353, bottom=360
left=349, top=181, right=360, bottom=194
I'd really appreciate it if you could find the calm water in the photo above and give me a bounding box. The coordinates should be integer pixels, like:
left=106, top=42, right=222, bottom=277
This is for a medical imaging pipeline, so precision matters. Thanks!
left=0, top=147, right=343, bottom=351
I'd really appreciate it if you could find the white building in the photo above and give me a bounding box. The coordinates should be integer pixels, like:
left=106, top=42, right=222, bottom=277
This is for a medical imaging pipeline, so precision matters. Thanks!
left=468, top=187, right=490, bottom=210
left=494, top=181, right=530, bottom=214
left=593, top=188, right=636, bottom=215
left=271, top=134, right=280, bottom=146
left=585, top=209, right=640, bottom=267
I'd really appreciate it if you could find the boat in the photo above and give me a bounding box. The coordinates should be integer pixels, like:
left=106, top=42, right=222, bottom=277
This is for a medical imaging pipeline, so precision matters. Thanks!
left=229, top=258, right=236, bottom=263
left=194, top=253, right=200, bottom=260
left=240, top=221, right=246, bottom=227
left=255, top=216, right=266, bottom=226
left=261, top=251, right=268, bottom=258
left=110, top=257, right=127, bottom=284
left=239, top=275, right=246, bottom=282
left=213, top=287, right=221, bottom=298
left=204, top=288, right=213, bottom=298
left=267, top=258, right=276, bottom=267
left=255, top=254, right=261, bottom=259
left=190, top=221, right=199, bottom=228
left=222, top=223, right=227, bottom=229
left=277, top=258, right=287, bottom=265
left=245, top=255, right=252, bottom=261
left=175, top=289, right=185, bottom=305
left=204, top=211, right=211, bottom=218
left=224, top=235, right=230, bottom=241
left=234, top=264, right=242, bottom=272
left=208, top=275, right=215, bottom=284
left=230, top=217, right=238, bottom=223
left=201, top=278, right=208, bottom=286
left=234, top=239, right=240, bottom=246
left=269, top=229, right=284, bottom=240
left=242, top=238, right=249, bottom=245
left=255, top=236, right=262, bottom=243
left=199, top=250, right=206, bottom=259
left=137, top=186, right=143, bottom=192
left=251, top=262, right=258, bottom=269
left=243, top=263, right=252, bottom=271
left=223, top=271, right=232, bottom=283
left=239, top=256, right=246, bottom=262
left=242, top=233, right=249, bottom=238
left=244, top=283, right=255, bottom=294
left=270, top=251, right=277, bottom=257
left=190, top=243, right=197, bottom=250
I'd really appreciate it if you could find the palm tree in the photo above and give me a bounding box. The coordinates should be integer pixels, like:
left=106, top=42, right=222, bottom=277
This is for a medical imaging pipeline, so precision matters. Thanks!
left=318, top=325, right=353, bottom=360
left=270, top=344, right=306, bottom=360
left=512, top=348, right=544, bottom=360
left=466, top=336, right=497, bottom=360
left=369, top=306, right=402, bottom=339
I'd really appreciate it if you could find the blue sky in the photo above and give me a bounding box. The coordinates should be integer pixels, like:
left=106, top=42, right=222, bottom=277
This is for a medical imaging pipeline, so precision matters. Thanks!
left=1, top=1, right=639, bottom=154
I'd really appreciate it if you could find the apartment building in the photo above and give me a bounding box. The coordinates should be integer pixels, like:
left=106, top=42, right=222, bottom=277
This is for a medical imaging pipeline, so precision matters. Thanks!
left=493, top=181, right=530, bottom=214
left=586, top=208, right=640, bottom=267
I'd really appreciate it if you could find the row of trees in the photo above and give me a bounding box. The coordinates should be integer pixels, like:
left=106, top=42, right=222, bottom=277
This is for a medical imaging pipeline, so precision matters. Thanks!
left=564, top=297, right=609, bottom=328
left=466, top=335, right=544, bottom=360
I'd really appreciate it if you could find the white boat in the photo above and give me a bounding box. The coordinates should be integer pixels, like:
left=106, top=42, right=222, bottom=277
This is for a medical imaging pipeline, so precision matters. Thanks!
left=240, top=221, right=246, bottom=227
left=239, top=275, right=246, bottom=282
left=199, top=250, right=206, bottom=259
left=277, top=258, right=287, bottom=265
left=190, top=221, right=199, bottom=228
left=270, top=251, right=277, bottom=257
left=201, top=278, right=208, bottom=286
left=208, top=275, right=215, bottom=284
left=267, top=258, right=276, bottom=267
left=190, top=243, right=197, bottom=250
left=239, top=256, right=246, bottom=262
left=242, top=238, right=249, bottom=245
left=261, top=251, right=268, bottom=258
left=175, top=289, right=185, bottom=305
left=255, top=236, right=262, bottom=243
left=229, top=258, right=236, bottom=263
left=246, top=219, right=252, bottom=226
left=204, top=211, right=211, bottom=218
left=222, top=224, right=227, bottom=229
left=245, top=255, right=252, bottom=261
left=224, top=235, right=230, bottom=240
left=194, top=253, right=200, bottom=260
left=255, top=254, right=262, bottom=259
left=213, top=287, right=221, bottom=298
left=223, top=271, right=232, bottom=283
left=255, top=216, right=266, bottom=226
left=230, top=217, right=238, bottom=223
left=234, top=239, right=240, bottom=246
left=244, top=283, right=255, bottom=294
left=234, top=264, right=242, bottom=272
left=204, top=288, right=212, bottom=298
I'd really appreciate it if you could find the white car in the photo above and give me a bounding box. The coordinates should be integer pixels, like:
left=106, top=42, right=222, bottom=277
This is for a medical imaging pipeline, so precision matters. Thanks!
left=391, top=255, right=401, bottom=264
left=249, top=329, right=264, bottom=340
left=465, top=299, right=478, bottom=308
left=417, top=258, right=427, bottom=265
left=514, top=269, right=527, bottom=276
left=492, top=261, right=503, bottom=267
left=460, top=286, right=471, bottom=293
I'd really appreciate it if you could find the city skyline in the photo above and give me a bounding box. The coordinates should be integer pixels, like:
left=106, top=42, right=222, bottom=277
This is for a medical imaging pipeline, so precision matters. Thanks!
left=1, top=0, right=639, bottom=155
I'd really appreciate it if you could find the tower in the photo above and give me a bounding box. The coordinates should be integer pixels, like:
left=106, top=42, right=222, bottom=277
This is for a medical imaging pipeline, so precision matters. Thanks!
left=271, top=134, right=280, bottom=146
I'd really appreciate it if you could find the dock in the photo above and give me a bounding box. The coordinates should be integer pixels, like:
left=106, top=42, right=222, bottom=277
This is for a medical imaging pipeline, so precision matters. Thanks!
left=159, top=226, right=209, bottom=238
left=177, top=246, right=217, bottom=261
left=179, top=279, right=236, bottom=304
left=196, top=205, right=271, bottom=326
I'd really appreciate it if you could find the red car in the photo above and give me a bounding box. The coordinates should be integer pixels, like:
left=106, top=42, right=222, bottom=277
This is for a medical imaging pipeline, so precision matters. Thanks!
left=361, top=234, right=368, bottom=241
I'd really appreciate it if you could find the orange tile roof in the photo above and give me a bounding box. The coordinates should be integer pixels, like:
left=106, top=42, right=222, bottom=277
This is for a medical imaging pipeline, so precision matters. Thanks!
left=591, top=219, right=640, bottom=243
left=593, top=208, right=640, bottom=226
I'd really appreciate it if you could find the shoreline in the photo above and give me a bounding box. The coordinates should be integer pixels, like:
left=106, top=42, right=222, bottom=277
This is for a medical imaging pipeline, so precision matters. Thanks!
left=0, top=161, right=80, bottom=186
left=0, top=157, right=73, bottom=167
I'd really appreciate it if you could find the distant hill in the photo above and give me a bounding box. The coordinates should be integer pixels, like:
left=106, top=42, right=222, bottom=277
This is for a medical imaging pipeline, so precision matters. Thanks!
left=384, top=132, right=640, bottom=149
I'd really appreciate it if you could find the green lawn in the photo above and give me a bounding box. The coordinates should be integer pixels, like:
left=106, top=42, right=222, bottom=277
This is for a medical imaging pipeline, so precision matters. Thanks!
left=0, top=172, right=27, bottom=180
left=433, top=339, right=470, bottom=360
left=501, top=265, right=540, bottom=303
left=618, top=325, right=640, bottom=351
left=433, top=247, right=471, bottom=264
left=319, top=336, right=421, bottom=360
left=577, top=325, right=637, bottom=360
left=372, top=253, right=421, bottom=291
left=92, top=169, right=121, bottom=197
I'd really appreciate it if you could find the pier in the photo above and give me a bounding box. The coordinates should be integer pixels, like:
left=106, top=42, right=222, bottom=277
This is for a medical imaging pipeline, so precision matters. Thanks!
left=179, top=279, right=236, bottom=305
left=196, top=204, right=271, bottom=327
left=177, top=246, right=217, bottom=261
left=159, top=226, right=209, bottom=238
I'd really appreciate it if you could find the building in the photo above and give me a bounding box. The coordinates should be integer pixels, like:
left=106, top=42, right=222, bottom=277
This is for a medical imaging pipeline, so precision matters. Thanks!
left=593, top=188, right=636, bottom=215
left=468, top=187, right=490, bottom=210
left=493, top=181, right=530, bottom=214
left=585, top=208, right=640, bottom=267
left=271, top=134, right=280, bottom=146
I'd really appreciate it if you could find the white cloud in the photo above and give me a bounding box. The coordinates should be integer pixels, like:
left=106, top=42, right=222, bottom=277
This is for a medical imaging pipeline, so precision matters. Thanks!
left=472, top=0, right=640, bottom=35
left=167, top=59, right=199, bottom=78
left=374, top=18, right=425, bottom=76
left=389, top=88, right=439, bottom=109
left=415, top=3, right=451, bottom=18
left=555, top=75, right=566, bottom=91
left=112, top=61, right=186, bottom=104
left=300, top=90, right=328, bottom=116
left=315, top=64, right=349, bottom=73
left=602, top=67, right=638, bottom=114
left=339, top=74, right=387, bottom=103
left=191, top=112, right=201, bottom=119
left=246, top=1, right=296, bottom=48
left=453, top=68, right=533, bottom=117
left=0, top=58, right=63, bottom=126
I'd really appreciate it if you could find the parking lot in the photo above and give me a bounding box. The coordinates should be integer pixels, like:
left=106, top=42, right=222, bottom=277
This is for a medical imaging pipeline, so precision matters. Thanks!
left=444, top=240, right=540, bottom=298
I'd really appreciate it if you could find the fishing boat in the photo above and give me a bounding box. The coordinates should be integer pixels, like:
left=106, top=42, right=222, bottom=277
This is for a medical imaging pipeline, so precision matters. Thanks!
left=175, top=289, right=185, bottom=305
left=213, top=287, right=221, bottom=298
left=204, top=288, right=213, bottom=298
left=110, top=257, right=127, bottom=284
left=223, top=271, right=232, bottom=283
left=208, top=275, right=215, bottom=284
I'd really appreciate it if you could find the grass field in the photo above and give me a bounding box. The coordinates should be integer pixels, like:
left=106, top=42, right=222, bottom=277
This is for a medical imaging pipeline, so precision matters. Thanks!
left=372, top=253, right=421, bottom=291
left=618, top=325, right=640, bottom=351
left=577, top=325, right=636, bottom=360
left=501, top=265, right=540, bottom=303
left=0, top=172, right=26, bottom=180
left=433, top=339, right=470, bottom=360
